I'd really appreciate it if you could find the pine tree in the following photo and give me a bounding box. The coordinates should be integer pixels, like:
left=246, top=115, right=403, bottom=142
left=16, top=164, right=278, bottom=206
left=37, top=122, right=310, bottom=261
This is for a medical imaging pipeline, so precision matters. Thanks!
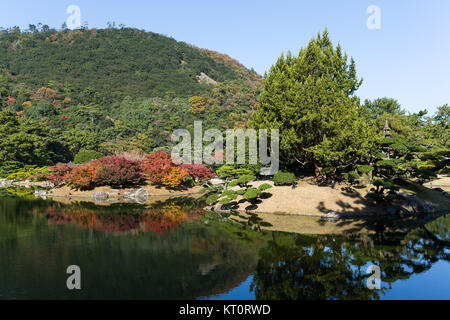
left=251, top=30, right=377, bottom=178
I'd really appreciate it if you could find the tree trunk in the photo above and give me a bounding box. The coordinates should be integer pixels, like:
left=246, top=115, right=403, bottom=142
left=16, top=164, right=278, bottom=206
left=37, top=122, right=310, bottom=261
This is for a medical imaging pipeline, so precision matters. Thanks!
left=314, top=161, right=322, bottom=178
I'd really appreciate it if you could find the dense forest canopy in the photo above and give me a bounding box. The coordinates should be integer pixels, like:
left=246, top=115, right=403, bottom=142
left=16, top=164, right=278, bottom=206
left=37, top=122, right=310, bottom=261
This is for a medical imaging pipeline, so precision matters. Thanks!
left=0, top=25, right=260, bottom=100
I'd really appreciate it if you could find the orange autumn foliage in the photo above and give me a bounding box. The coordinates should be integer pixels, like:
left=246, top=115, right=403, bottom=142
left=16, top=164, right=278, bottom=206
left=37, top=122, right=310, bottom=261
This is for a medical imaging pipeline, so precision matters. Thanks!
left=160, top=167, right=188, bottom=188
left=142, top=151, right=187, bottom=188
left=64, top=163, right=98, bottom=190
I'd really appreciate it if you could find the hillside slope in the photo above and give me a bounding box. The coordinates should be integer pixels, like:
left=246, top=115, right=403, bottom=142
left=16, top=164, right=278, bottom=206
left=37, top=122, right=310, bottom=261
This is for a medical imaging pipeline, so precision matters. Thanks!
left=0, top=27, right=260, bottom=101
left=0, top=26, right=263, bottom=165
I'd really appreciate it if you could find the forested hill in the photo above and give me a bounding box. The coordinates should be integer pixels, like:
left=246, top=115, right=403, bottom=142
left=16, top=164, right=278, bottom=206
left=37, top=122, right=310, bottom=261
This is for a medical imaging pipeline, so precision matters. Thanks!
left=0, top=26, right=263, bottom=172
left=0, top=27, right=261, bottom=102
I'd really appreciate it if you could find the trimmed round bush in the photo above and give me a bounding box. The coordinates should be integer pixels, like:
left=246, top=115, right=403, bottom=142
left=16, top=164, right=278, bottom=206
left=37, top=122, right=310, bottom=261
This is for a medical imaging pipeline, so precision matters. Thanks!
left=344, top=171, right=360, bottom=183
left=258, top=183, right=272, bottom=191
left=273, top=171, right=296, bottom=186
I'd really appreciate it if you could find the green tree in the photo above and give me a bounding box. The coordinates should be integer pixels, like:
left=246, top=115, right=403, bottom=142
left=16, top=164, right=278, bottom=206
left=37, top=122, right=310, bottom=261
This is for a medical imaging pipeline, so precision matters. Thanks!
left=0, top=110, right=69, bottom=172
left=73, top=149, right=102, bottom=164
left=363, top=98, right=405, bottom=119
left=61, top=129, right=101, bottom=157
left=0, top=73, right=10, bottom=108
left=251, top=30, right=376, bottom=177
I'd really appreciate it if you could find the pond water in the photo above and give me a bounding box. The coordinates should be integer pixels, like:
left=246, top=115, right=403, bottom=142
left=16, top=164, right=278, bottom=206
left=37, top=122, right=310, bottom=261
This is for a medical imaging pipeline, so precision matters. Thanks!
left=0, top=196, right=449, bottom=300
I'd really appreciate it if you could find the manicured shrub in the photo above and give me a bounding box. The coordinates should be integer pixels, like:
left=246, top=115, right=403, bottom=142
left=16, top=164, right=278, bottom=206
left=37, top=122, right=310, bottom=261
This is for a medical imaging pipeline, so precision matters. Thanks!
left=74, top=149, right=102, bottom=164
left=142, top=151, right=173, bottom=178
left=180, top=163, right=215, bottom=181
left=376, top=160, right=397, bottom=168
left=6, top=166, right=50, bottom=181
left=258, top=183, right=272, bottom=191
left=243, top=188, right=261, bottom=200
left=344, top=171, right=360, bottom=183
left=183, top=176, right=195, bottom=188
left=356, top=165, right=374, bottom=174
left=273, top=171, right=296, bottom=186
left=142, top=151, right=176, bottom=185
left=95, top=156, right=145, bottom=188
left=205, top=193, right=220, bottom=205
left=47, top=163, right=74, bottom=184
left=64, top=163, right=98, bottom=190
left=236, top=174, right=256, bottom=187
left=160, top=167, right=188, bottom=188
left=369, top=179, right=399, bottom=200
left=0, top=161, right=23, bottom=178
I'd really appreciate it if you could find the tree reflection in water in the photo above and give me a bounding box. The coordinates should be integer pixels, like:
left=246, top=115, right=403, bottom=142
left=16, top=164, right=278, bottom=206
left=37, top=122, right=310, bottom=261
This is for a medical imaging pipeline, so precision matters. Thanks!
left=32, top=198, right=205, bottom=235
left=250, top=214, right=450, bottom=300
left=2, top=195, right=449, bottom=299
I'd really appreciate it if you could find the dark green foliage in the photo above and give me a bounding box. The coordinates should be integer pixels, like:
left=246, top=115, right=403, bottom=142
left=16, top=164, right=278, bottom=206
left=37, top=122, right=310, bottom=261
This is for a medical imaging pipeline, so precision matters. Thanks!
left=376, top=160, right=397, bottom=168
left=251, top=30, right=377, bottom=176
left=0, top=110, right=70, bottom=174
left=205, top=193, right=220, bottom=205
left=369, top=179, right=399, bottom=201
left=363, top=98, right=405, bottom=119
left=356, top=165, right=374, bottom=174
left=344, top=171, right=360, bottom=183
left=243, top=188, right=261, bottom=200
left=413, top=168, right=437, bottom=185
left=258, top=183, right=272, bottom=192
left=273, top=171, right=296, bottom=186
left=183, top=176, right=195, bottom=188
left=73, top=149, right=102, bottom=164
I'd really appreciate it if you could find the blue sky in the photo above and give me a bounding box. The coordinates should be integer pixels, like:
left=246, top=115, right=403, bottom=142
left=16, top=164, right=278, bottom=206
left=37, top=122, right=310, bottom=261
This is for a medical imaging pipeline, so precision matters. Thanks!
left=1, top=0, right=449, bottom=114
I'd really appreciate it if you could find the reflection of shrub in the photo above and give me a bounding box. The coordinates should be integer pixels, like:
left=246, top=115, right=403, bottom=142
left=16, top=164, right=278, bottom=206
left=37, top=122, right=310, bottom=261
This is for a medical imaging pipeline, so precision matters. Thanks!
left=95, top=156, right=145, bottom=188
left=74, top=149, right=102, bottom=164
left=274, top=171, right=296, bottom=186
left=38, top=199, right=205, bottom=235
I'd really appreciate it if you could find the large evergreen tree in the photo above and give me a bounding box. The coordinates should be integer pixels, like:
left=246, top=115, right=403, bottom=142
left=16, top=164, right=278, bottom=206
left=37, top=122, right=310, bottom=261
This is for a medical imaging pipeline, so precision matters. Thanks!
left=251, top=30, right=377, bottom=177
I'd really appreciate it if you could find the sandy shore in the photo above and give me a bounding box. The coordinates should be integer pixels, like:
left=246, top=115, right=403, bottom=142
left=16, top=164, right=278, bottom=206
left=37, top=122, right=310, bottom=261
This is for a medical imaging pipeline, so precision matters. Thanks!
left=251, top=179, right=375, bottom=215
left=423, top=175, right=450, bottom=192
left=217, top=176, right=450, bottom=217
